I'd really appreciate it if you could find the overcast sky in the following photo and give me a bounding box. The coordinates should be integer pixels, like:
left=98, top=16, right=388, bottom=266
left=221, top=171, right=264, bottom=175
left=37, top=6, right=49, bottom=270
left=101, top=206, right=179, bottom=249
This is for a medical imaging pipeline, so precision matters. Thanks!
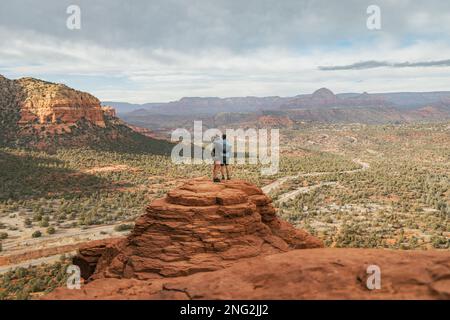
left=1, top=0, right=449, bottom=102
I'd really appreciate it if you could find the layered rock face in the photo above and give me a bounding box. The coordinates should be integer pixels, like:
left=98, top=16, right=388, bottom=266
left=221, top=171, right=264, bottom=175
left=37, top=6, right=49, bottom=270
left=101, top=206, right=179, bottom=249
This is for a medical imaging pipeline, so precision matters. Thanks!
left=17, top=77, right=106, bottom=129
left=0, top=75, right=112, bottom=141
left=0, top=75, right=174, bottom=152
left=44, top=179, right=450, bottom=300
left=72, top=238, right=124, bottom=280
left=46, top=248, right=450, bottom=300
left=83, top=179, right=323, bottom=281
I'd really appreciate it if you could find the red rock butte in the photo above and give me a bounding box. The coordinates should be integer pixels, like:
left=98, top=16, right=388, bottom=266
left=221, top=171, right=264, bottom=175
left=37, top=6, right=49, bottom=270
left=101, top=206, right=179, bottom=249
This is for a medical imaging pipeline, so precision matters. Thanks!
left=44, top=179, right=450, bottom=300
left=73, top=179, right=323, bottom=281
left=17, top=77, right=106, bottom=129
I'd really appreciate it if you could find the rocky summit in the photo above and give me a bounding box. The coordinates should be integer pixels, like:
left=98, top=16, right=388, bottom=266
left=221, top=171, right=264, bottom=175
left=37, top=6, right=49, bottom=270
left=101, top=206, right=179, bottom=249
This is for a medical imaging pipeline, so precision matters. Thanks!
left=71, top=179, right=323, bottom=281
left=44, top=179, right=450, bottom=300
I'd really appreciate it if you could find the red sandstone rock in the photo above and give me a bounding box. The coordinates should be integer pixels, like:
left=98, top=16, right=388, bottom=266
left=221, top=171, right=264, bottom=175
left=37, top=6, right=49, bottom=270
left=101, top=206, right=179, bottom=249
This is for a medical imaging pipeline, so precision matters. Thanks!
left=72, top=238, right=123, bottom=280
left=16, top=78, right=106, bottom=128
left=43, top=180, right=450, bottom=300
left=83, top=179, right=322, bottom=281
left=45, top=248, right=450, bottom=300
left=102, top=106, right=117, bottom=118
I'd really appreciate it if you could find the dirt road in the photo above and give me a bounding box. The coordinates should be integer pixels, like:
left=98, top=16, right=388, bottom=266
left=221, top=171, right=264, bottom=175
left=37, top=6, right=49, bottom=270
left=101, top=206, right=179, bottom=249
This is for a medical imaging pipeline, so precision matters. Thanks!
left=262, top=159, right=370, bottom=195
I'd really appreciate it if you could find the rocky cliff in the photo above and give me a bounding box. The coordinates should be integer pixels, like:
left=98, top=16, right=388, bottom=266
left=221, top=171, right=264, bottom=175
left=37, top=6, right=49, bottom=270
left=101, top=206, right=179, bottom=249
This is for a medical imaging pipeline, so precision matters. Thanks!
left=0, top=75, right=107, bottom=142
left=0, top=75, right=172, bottom=153
left=44, top=180, right=450, bottom=300
left=17, top=77, right=106, bottom=129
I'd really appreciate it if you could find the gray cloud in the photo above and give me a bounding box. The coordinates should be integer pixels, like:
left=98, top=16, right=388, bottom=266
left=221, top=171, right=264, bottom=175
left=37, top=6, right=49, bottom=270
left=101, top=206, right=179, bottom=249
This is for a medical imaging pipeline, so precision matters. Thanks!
left=319, top=61, right=390, bottom=71
left=319, top=59, right=450, bottom=71
left=394, top=60, right=450, bottom=68
left=1, top=0, right=450, bottom=52
left=1, top=0, right=450, bottom=101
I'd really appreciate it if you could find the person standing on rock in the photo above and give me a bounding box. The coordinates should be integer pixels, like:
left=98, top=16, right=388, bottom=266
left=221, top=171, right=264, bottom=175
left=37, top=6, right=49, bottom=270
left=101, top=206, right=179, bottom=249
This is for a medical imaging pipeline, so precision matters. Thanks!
left=212, top=134, right=232, bottom=182
left=220, top=134, right=232, bottom=181
left=212, top=135, right=222, bottom=182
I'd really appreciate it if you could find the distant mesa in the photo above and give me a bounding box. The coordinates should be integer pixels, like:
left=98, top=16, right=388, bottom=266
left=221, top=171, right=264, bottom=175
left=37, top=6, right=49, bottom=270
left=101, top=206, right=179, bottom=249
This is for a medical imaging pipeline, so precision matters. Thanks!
left=281, top=87, right=388, bottom=110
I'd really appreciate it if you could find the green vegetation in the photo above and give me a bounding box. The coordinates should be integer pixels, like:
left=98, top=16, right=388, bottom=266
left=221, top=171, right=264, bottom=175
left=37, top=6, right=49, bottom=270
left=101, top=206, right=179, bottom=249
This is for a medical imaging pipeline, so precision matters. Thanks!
left=0, top=257, right=71, bottom=300
left=31, top=230, right=42, bottom=238
left=0, top=77, right=21, bottom=146
left=114, top=223, right=134, bottom=232
left=46, top=227, right=56, bottom=235
left=275, top=122, right=449, bottom=249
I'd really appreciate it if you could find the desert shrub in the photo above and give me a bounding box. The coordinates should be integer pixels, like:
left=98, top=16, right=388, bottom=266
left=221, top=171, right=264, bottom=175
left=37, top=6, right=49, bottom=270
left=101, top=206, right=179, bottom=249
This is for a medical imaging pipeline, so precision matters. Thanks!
left=0, top=256, right=71, bottom=300
left=114, top=224, right=134, bottom=232
left=24, top=218, right=32, bottom=228
left=31, top=231, right=42, bottom=238
left=39, top=220, right=49, bottom=227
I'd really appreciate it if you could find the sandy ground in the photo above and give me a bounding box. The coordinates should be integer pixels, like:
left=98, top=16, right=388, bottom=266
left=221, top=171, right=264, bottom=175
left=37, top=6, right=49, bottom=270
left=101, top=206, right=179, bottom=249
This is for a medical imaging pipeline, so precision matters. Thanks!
left=276, top=182, right=338, bottom=204
left=0, top=215, right=130, bottom=256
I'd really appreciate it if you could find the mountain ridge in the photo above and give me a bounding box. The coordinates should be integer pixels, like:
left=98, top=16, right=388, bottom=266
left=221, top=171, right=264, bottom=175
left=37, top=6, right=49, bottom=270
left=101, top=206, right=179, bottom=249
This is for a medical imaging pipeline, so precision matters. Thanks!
left=106, top=88, right=450, bottom=127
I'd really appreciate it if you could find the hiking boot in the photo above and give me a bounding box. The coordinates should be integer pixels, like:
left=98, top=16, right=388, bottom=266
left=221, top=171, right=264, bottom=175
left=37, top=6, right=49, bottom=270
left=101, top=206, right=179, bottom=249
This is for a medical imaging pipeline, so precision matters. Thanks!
left=213, top=178, right=221, bottom=183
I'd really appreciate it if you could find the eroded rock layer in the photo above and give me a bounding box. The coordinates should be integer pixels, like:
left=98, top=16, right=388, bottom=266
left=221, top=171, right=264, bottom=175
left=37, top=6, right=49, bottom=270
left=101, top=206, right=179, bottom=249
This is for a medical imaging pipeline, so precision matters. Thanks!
left=0, top=75, right=176, bottom=152
left=16, top=77, right=106, bottom=129
left=78, top=179, right=323, bottom=281
left=45, top=248, right=450, bottom=300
